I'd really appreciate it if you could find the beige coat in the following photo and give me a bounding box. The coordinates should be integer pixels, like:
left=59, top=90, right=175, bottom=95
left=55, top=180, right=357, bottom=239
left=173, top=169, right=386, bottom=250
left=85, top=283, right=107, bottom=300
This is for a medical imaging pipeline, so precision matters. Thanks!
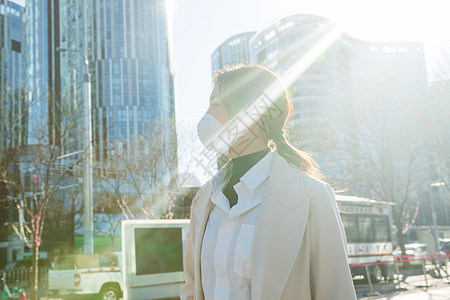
left=181, top=150, right=358, bottom=300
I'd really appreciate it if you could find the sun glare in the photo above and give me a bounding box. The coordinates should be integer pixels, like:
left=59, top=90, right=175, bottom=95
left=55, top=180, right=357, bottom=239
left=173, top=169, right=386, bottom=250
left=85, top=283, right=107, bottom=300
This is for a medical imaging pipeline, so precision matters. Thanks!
left=332, top=0, right=441, bottom=42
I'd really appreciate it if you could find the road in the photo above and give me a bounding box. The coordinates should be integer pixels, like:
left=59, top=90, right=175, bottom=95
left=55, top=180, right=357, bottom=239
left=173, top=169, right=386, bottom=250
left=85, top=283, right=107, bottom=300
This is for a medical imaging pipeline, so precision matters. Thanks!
left=370, top=285, right=450, bottom=299
left=357, top=269, right=450, bottom=300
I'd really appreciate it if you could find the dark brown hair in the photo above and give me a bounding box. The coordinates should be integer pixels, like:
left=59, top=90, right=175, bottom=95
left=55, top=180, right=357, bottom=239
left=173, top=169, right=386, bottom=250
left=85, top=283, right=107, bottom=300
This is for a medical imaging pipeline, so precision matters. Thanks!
left=213, top=63, right=326, bottom=182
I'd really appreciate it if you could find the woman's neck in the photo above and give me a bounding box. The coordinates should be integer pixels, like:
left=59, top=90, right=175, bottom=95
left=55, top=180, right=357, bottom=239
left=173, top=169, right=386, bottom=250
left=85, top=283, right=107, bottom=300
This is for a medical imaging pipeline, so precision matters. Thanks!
left=230, top=147, right=270, bottom=175
left=228, top=139, right=269, bottom=158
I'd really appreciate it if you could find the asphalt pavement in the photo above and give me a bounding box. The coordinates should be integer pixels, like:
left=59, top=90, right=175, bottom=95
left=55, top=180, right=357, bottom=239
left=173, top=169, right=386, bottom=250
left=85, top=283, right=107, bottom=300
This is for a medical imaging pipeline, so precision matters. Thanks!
left=357, top=268, right=450, bottom=299
left=366, top=285, right=450, bottom=299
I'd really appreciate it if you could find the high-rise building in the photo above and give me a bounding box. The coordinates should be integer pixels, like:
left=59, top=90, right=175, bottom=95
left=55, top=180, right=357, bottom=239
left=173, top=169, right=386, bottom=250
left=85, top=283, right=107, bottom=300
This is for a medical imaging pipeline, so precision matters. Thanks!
left=25, top=0, right=177, bottom=163
left=26, top=0, right=61, bottom=146
left=211, top=32, right=255, bottom=83
left=0, top=0, right=27, bottom=269
left=58, top=0, right=176, bottom=163
left=0, top=1, right=27, bottom=150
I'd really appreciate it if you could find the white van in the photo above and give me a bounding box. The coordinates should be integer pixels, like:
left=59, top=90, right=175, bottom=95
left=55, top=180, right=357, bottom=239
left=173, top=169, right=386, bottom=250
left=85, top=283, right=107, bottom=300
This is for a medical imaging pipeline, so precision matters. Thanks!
left=47, top=252, right=122, bottom=300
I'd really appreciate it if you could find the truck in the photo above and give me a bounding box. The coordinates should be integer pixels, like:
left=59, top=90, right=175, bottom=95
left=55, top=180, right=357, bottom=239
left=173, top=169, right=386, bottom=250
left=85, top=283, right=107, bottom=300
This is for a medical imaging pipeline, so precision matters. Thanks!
left=47, top=252, right=122, bottom=300
left=47, top=219, right=189, bottom=300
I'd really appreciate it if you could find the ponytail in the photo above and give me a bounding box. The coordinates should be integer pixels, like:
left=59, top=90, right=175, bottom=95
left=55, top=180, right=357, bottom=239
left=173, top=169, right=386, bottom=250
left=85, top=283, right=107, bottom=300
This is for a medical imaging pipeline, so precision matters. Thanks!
left=269, top=130, right=326, bottom=182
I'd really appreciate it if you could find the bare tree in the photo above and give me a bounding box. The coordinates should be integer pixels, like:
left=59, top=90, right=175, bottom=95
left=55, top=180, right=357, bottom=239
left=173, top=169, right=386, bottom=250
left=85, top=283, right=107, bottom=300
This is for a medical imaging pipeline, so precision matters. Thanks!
left=1, top=100, right=86, bottom=299
left=92, top=114, right=204, bottom=234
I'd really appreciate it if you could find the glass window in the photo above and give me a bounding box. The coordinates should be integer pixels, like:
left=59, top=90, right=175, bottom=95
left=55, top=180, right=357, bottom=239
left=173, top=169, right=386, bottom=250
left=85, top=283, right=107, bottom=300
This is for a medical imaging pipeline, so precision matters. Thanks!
left=342, top=214, right=358, bottom=243
left=358, top=216, right=374, bottom=242
left=373, top=215, right=391, bottom=242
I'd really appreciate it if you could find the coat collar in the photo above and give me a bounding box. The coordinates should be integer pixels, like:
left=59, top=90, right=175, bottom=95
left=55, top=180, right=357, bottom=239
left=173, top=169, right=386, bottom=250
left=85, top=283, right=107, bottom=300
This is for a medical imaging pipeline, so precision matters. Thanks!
left=211, top=148, right=274, bottom=193
left=239, top=149, right=273, bottom=191
left=192, top=149, right=310, bottom=300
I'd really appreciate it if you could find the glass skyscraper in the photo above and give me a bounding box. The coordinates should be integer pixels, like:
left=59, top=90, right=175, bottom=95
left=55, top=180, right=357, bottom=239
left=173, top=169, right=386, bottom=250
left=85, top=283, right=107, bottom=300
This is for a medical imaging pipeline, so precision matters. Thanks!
left=25, top=0, right=177, bottom=161
left=211, top=32, right=255, bottom=83
left=57, top=0, right=176, bottom=162
left=26, top=0, right=61, bottom=146
left=0, top=0, right=27, bottom=268
left=56, top=1, right=178, bottom=221
left=0, top=1, right=27, bottom=150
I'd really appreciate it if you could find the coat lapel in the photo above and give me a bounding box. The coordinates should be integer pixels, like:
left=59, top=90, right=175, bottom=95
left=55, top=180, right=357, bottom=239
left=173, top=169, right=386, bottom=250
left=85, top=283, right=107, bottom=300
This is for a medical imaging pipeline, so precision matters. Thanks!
left=251, top=151, right=310, bottom=300
left=193, top=181, right=214, bottom=300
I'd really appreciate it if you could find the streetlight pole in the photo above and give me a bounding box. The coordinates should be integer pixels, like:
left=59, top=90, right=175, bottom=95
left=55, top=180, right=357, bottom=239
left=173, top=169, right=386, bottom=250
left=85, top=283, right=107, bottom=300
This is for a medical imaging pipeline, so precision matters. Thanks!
left=56, top=47, right=94, bottom=254
left=430, top=181, right=446, bottom=265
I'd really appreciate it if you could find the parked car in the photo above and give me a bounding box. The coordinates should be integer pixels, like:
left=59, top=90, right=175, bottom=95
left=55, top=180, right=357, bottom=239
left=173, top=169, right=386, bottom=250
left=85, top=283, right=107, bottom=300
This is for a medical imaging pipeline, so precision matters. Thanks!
left=47, top=252, right=122, bottom=300
left=393, top=243, right=425, bottom=262
left=439, top=238, right=450, bottom=254
left=393, top=243, right=448, bottom=265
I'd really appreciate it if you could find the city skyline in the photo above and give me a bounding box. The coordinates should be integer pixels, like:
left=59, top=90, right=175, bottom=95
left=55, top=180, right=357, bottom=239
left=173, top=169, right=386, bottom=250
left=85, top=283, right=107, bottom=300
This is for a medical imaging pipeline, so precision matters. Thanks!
left=9, top=0, right=450, bottom=185
left=11, top=0, right=450, bottom=125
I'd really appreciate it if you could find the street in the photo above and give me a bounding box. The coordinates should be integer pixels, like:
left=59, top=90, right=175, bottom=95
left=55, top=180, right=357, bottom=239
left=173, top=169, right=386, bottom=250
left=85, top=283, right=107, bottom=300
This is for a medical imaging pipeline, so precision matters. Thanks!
left=362, top=285, right=450, bottom=299
left=357, top=271, right=450, bottom=299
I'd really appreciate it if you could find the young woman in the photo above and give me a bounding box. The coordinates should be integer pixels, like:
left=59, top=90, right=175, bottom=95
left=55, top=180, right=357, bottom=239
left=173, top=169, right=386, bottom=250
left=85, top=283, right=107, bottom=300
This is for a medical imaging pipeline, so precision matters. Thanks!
left=181, top=64, right=357, bottom=300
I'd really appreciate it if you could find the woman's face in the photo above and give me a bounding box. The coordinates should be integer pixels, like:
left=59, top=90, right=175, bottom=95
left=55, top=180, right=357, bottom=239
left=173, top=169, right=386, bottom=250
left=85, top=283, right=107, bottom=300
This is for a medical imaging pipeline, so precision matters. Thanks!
left=207, top=84, right=230, bottom=125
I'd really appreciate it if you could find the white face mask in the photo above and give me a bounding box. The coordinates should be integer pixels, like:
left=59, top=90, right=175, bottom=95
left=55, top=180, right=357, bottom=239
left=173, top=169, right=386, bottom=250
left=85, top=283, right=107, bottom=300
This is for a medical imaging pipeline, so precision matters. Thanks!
left=197, top=112, right=233, bottom=155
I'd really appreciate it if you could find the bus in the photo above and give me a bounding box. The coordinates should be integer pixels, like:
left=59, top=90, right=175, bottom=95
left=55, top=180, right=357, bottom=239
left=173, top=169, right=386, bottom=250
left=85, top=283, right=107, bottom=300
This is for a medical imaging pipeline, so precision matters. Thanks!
left=336, top=194, right=396, bottom=283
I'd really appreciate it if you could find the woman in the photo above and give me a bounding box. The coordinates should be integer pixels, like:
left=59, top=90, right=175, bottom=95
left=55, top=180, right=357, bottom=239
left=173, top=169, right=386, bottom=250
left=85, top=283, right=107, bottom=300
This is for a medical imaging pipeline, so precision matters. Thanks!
left=181, top=64, right=357, bottom=300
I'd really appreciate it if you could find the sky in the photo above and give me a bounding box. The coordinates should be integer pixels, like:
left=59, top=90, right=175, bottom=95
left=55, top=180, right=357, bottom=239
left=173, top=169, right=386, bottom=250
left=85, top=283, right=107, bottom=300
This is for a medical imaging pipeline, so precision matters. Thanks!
left=10, top=0, right=450, bottom=183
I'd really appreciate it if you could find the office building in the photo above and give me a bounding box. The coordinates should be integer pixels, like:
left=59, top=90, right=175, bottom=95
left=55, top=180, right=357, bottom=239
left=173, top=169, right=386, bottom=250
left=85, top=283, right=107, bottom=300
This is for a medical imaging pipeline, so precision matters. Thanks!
left=0, top=0, right=27, bottom=269
left=0, top=1, right=27, bottom=150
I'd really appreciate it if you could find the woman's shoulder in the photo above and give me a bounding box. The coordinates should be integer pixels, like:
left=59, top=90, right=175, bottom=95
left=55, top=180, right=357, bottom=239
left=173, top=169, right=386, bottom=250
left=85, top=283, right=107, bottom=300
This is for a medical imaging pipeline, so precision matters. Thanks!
left=279, top=154, right=332, bottom=200
left=295, top=168, right=333, bottom=201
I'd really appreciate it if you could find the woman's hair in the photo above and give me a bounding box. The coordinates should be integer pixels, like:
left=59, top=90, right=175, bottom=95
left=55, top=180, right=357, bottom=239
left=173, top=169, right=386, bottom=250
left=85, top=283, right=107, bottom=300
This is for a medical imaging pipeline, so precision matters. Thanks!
left=213, top=63, right=326, bottom=182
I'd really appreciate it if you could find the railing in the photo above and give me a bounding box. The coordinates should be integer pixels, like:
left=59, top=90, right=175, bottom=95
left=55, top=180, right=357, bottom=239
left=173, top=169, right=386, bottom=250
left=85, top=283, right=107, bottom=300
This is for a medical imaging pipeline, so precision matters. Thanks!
left=350, top=253, right=450, bottom=297
left=1, top=267, right=50, bottom=289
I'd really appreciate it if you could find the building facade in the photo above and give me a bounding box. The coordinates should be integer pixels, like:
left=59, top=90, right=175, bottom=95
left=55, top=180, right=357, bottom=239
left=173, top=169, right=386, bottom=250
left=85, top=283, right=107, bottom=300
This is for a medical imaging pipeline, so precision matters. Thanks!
left=0, top=1, right=27, bottom=150
left=26, top=0, right=61, bottom=146
left=56, top=0, right=178, bottom=251
left=211, top=32, right=255, bottom=84
left=0, top=0, right=28, bottom=269
left=58, top=0, right=176, bottom=161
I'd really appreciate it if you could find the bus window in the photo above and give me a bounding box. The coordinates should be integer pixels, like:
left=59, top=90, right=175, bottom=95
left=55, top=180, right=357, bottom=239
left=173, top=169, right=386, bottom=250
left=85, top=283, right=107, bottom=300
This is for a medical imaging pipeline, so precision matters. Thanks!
left=341, top=214, right=358, bottom=243
left=358, top=216, right=374, bottom=242
left=373, top=215, right=390, bottom=242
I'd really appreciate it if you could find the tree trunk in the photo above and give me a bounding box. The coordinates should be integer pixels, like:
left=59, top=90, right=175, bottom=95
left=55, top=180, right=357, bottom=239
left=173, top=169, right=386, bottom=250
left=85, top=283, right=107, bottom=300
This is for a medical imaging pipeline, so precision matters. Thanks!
left=31, top=238, right=39, bottom=300
left=393, top=210, right=410, bottom=268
